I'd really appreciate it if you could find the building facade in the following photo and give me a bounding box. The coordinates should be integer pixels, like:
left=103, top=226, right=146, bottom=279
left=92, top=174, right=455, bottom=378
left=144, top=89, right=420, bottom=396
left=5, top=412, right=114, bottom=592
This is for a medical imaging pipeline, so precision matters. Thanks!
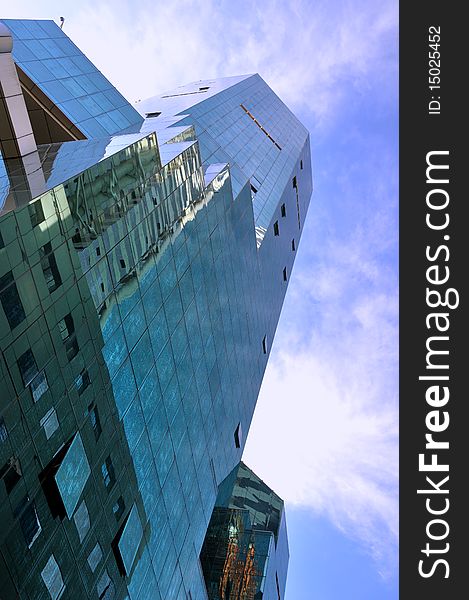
left=201, top=462, right=289, bottom=600
left=0, top=18, right=312, bottom=600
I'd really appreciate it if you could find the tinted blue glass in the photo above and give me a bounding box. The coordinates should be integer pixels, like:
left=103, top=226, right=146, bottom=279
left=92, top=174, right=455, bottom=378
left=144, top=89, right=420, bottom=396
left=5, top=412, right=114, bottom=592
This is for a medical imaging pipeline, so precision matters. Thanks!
left=55, top=433, right=91, bottom=519
left=3, top=18, right=143, bottom=137
left=118, top=504, right=144, bottom=575
left=0, top=47, right=310, bottom=598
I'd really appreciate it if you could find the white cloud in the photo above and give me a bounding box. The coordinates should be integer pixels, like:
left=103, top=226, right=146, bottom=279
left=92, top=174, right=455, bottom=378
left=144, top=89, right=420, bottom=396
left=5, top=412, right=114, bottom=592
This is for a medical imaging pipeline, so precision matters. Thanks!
left=6, top=0, right=397, bottom=126
left=244, top=206, right=398, bottom=577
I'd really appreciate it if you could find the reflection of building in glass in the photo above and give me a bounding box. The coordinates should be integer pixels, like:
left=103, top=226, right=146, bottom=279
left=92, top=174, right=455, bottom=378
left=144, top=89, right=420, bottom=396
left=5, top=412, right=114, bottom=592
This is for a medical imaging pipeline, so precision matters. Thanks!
left=1, top=17, right=312, bottom=600
left=201, top=462, right=288, bottom=600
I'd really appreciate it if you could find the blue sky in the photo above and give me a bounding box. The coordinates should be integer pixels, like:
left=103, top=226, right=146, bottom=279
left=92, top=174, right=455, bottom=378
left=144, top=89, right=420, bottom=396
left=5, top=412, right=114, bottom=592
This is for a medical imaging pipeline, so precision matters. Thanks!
left=6, top=1, right=399, bottom=597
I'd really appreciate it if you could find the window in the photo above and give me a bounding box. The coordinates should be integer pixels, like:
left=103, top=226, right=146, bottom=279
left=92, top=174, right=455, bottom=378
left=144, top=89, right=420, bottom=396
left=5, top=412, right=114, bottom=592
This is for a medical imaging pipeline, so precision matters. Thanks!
left=262, top=335, right=267, bottom=355
left=113, top=496, right=125, bottom=521
left=40, top=408, right=59, bottom=440
left=73, top=500, right=90, bottom=543
left=96, top=246, right=101, bottom=256
left=0, top=270, right=26, bottom=330
left=14, top=496, right=42, bottom=548
left=87, top=543, right=103, bottom=573
left=0, top=417, right=8, bottom=443
left=291, top=238, right=296, bottom=252
left=40, top=242, right=62, bottom=293
left=199, top=86, right=210, bottom=91
left=300, top=159, right=303, bottom=170
left=283, top=267, right=288, bottom=281
left=31, top=372, right=49, bottom=402
left=0, top=231, right=4, bottom=249
left=281, top=203, right=286, bottom=217
left=28, top=200, right=45, bottom=228
left=17, top=348, right=48, bottom=402
left=75, top=369, right=90, bottom=396
left=250, top=183, right=258, bottom=195
left=88, top=403, right=102, bottom=441
left=0, top=456, right=22, bottom=494
left=292, top=176, right=297, bottom=189
left=18, top=349, right=37, bottom=386
left=58, top=313, right=79, bottom=361
left=145, top=111, right=161, bottom=118
left=41, top=554, right=65, bottom=600
left=273, top=221, right=279, bottom=236
left=102, top=456, right=116, bottom=491
left=97, top=570, right=115, bottom=600
left=119, top=259, right=126, bottom=269
left=234, top=423, right=242, bottom=449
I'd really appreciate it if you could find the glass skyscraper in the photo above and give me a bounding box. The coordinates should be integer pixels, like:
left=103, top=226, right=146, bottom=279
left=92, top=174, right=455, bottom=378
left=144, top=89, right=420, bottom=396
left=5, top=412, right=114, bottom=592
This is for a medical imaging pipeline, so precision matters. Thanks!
left=0, top=18, right=312, bottom=600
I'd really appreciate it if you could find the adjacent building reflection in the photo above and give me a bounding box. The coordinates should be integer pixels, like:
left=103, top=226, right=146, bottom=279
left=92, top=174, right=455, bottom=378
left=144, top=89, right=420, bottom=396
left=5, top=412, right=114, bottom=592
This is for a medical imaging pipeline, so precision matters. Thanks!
left=201, top=462, right=289, bottom=600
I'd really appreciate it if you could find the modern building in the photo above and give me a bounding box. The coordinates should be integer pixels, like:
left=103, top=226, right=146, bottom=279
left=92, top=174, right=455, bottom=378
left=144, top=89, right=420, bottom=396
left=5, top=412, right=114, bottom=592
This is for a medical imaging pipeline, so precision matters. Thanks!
left=0, top=18, right=312, bottom=600
left=201, top=462, right=289, bottom=600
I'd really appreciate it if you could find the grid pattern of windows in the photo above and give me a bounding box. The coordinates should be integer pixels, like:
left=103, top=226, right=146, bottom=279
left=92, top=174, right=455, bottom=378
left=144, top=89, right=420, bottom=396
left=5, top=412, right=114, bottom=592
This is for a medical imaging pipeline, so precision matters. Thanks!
left=4, top=18, right=143, bottom=138
left=0, top=66, right=311, bottom=599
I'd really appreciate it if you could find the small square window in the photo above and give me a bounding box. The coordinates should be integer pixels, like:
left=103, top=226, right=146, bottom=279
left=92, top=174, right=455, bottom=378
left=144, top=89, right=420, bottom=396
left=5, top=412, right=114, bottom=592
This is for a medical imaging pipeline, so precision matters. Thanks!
left=41, top=554, right=65, bottom=600
left=29, top=200, right=45, bottom=228
left=273, top=221, right=279, bottom=236
left=283, top=267, right=287, bottom=281
left=73, top=500, right=90, bottom=543
left=262, top=336, right=267, bottom=355
left=102, top=456, right=116, bottom=491
left=75, top=369, right=90, bottom=396
left=31, top=371, right=49, bottom=402
left=291, top=238, right=296, bottom=252
left=87, top=542, right=103, bottom=573
left=58, top=314, right=79, bottom=361
left=281, top=203, right=286, bottom=218
left=97, top=570, right=115, bottom=600
left=119, top=259, right=126, bottom=269
left=14, top=496, right=42, bottom=548
left=40, top=408, right=59, bottom=440
left=113, top=496, right=125, bottom=521
left=0, top=270, right=26, bottom=330
left=40, top=242, right=62, bottom=293
left=88, top=403, right=102, bottom=441
left=18, top=349, right=49, bottom=401
left=18, top=349, right=38, bottom=387
left=0, top=456, right=22, bottom=494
